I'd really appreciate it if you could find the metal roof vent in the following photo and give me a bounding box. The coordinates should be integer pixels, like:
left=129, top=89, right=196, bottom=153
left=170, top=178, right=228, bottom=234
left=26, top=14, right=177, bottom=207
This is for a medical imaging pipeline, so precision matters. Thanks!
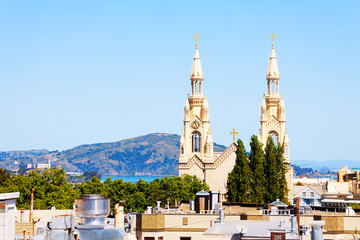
left=75, top=194, right=110, bottom=229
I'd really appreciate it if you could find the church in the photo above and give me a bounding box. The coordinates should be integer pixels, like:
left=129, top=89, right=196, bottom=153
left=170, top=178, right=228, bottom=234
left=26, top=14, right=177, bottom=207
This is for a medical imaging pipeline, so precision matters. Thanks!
left=178, top=33, right=293, bottom=202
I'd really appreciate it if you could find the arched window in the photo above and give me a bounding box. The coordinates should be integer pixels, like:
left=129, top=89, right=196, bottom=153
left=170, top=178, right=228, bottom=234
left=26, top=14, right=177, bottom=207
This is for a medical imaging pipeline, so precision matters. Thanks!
left=181, top=146, right=184, bottom=154
left=192, top=132, right=201, bottom=153
left=269, top=131, right=279, bottom=147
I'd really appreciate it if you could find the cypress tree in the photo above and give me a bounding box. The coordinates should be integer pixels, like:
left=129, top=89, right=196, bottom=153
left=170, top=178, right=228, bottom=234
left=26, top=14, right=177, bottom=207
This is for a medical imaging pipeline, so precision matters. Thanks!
left=226, top=139, right=253, bottom=203
left=249, top=135, right=266, bottom=203
left=276, top=145, right=288, bottom=203
left=264, top=136, right=279, bottom=203
left=226, top=169, right=239, bottom=202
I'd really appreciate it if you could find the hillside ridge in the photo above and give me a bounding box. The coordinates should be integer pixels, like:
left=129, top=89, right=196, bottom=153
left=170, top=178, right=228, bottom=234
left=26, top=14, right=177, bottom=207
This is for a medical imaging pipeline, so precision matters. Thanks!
left=0, top=133, right=227, bottom=176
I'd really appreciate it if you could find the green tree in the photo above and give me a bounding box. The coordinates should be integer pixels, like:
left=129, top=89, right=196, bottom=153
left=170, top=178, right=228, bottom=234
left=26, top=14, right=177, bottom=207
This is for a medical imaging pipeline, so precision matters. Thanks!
left=0, top=168, right=10, bottom=185
left=264, top=137, right=279, bottom=202
left=276, top=145, right=288, bottom=203
left=0, top=167, right=210, bottom=213
left=0, top=168, right=80, bottom=209
left=226, top=139, right=253, bottom=203
left=249, top=135, right=266, bottom=203
left=78, top=176, right=105, bottom=194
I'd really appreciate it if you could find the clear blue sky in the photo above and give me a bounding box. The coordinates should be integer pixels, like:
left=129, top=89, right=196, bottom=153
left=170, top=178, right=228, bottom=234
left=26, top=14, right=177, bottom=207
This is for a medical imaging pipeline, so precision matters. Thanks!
left=0, top=1, right=359, bottom=162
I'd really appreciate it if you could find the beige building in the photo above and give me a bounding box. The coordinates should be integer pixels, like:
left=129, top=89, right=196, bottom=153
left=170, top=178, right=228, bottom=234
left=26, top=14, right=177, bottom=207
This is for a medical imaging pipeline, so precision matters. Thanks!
left=135, top=211, right=297, bottom=240
left=326, top=180, right=350, bottom=194
left=178, top=37, right=237, bottom=198
left=258, top=34, right=293, bottom=202
left=179, top=34, right=293, bottom=202
left=136, top=209, right=360, bottom=240
left=337, top=166, right=360, bottom=193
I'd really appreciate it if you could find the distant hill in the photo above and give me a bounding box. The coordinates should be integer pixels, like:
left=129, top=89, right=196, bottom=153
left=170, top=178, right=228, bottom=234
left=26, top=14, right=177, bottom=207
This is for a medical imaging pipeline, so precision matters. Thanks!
left=291, top=160, right=360, bottom=171
left=0, top=133, right=227, bottom=176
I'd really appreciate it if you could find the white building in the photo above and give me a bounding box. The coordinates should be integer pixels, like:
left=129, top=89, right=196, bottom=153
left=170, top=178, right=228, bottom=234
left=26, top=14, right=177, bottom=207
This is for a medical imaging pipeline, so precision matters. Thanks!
left=293, top=186, right=323, bottom=207
left=0, top=192, right=20, bottom=240
left=293, top=177, right=330, bottom=186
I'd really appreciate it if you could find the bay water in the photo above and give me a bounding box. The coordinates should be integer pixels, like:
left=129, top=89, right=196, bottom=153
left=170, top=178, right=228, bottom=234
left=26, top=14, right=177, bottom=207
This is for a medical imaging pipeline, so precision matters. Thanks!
left=101, top=175, right=170, bottom=183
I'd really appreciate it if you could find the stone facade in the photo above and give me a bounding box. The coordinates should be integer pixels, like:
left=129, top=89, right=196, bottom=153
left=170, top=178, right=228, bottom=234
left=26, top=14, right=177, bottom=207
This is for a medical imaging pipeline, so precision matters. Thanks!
left=178, top=42, right=236, bottom=197
left=258, top=38, right=293, bottom=203
left=179, top=36, right=294, bottom=202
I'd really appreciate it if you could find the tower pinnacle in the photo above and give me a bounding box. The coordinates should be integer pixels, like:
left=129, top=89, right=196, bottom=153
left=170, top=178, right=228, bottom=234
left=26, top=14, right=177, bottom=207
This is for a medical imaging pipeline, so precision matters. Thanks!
left=190, top=33, right=204, bottom=95
left=266, top=32, right=280, bottom=81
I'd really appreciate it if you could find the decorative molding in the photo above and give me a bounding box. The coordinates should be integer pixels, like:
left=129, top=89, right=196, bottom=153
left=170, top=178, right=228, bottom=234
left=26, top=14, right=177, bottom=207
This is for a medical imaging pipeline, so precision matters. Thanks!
left=265, top=116, right=281, bottom=131
left=191, top=119, right=201, bottom=129
left=179, top=155, right=204, bottom=169
left=206, top=143, right=237, bottom=169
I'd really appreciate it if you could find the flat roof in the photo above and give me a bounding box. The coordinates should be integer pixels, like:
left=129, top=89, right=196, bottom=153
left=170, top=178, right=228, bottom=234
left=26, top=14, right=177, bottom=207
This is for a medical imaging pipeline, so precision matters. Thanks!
left=0, top=192, right=20, bottom=200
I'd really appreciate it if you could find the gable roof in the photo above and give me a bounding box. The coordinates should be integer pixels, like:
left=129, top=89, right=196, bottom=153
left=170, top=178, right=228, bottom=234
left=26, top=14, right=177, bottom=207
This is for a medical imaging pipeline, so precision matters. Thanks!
left=293, top=185, right=323, bottom=198
left=211, top=142, right=237, bottom=168
left=269, top=199, right=288, bottom=207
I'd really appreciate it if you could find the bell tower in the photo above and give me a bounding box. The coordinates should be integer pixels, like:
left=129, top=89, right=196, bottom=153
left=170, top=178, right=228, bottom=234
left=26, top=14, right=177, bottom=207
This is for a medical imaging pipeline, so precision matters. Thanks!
left=259, top=33, right=292, bottom=201
left=179, top=33, right=214, bottom=180
left=259, top=32, right=290, bottom=161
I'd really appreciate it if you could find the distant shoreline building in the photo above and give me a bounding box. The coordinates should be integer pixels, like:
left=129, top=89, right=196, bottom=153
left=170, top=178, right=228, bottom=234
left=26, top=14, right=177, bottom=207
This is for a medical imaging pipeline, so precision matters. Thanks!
left=27, top=158, right=51, bottom=170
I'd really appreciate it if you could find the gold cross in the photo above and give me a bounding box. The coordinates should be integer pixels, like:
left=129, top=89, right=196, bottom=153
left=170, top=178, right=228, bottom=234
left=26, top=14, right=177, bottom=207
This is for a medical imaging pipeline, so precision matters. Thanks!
left=229, top=128, right=238, bottom=143
left=194, top=33, right=201, bottom=47
left=270, top=32, right=277, bottom=45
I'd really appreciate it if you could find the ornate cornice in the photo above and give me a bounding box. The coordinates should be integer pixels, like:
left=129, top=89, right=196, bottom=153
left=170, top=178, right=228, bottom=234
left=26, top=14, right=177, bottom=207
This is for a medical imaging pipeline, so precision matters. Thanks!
left=205, top=143, right=237, bottom=169
left=179, top=154, right=204, bottom=169
left=265, top=116, right=281, bottom=132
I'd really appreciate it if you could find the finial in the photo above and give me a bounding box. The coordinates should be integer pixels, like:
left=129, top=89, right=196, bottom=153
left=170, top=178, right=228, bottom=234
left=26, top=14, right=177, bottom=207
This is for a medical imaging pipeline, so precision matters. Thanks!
left=270, top=32, right=277, bottom=48
left=230, top=128, right=238, bottom=143
left=194, top=33, right=201, bottom=48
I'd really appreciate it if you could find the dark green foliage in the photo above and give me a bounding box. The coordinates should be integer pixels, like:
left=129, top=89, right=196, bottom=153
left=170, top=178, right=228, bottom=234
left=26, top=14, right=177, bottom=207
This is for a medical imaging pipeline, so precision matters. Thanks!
left=226, top=135, right=289, bottom=204
left=0, top=167, right=208, bottom=213
left=226, top=139, right=253, bottom=203
left=103, top=175, right=208, bottom=213
left=264, top=137, right=279, bottom=202
left=0, top=168, right=80, bottom=209
left=249, top=135, right=266, bottom=203
left=350, top=203, right=360, bottom=209
left=78, top=176, right=106, bottom=194
left=83, top=171, right=102, bottom=181
left=276, top=146, right=288, bottom=203
left=0, top=168, right=10, bottom=184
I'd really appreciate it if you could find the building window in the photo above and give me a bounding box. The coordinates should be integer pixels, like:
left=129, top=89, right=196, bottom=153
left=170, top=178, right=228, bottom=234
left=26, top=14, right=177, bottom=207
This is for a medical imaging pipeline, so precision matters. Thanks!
left=144, top=238, right=155, bottom=240
left=180, top=238, right=191, bottom=240
left=302, top=192, right=306, bottom=197
left=192, top=132, right=201, bottom=153
left=269, top=131, right=279, bottom=146
left=310, top=192, right=314, bottom=197
left=158, top=237, right=163, bottom=240
left=183, top=217, right=188, bottom=225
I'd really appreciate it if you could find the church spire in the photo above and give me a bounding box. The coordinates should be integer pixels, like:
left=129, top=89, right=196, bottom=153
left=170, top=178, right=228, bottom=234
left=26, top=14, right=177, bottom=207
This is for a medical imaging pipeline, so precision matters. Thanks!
left=266, top=32, right=280, bottom=81
left=190, top=33, right=203, bottom=95
left=266, top=32, right=280, bottom=95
